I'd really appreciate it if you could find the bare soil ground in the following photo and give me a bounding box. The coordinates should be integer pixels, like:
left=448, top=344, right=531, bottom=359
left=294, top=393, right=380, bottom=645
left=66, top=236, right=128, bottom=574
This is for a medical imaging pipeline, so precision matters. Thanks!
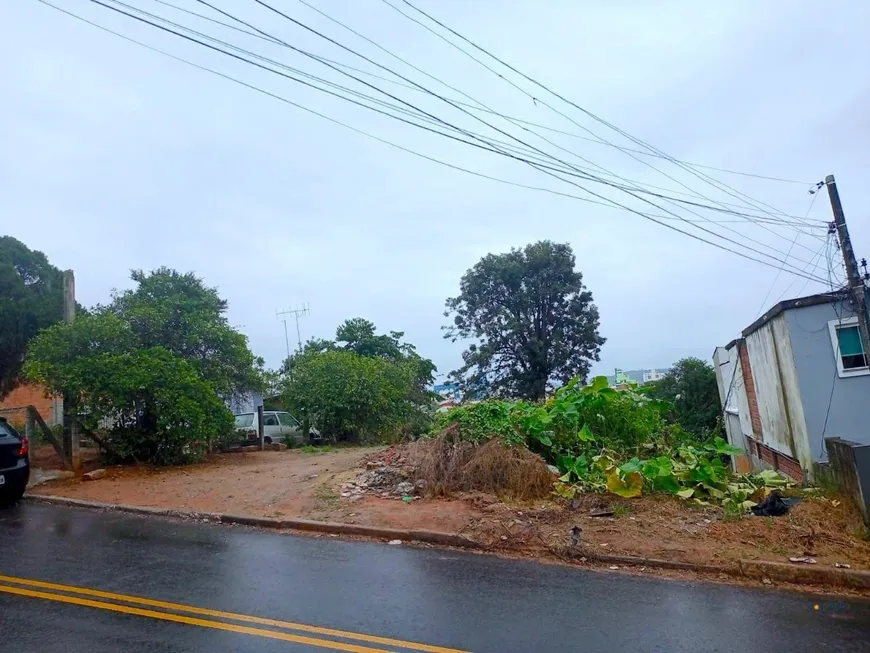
left=29, top=446, right=870, bottom=573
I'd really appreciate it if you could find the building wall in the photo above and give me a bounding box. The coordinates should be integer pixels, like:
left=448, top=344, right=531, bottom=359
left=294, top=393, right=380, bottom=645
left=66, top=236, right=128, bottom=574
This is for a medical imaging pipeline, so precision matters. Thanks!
left=225, top=391, right=264, bottom=415
left=0, top=382, right=62, bottom=426
left=743, top=314, right=813, bottom=472
left=785, top=300, right=870, bottom=460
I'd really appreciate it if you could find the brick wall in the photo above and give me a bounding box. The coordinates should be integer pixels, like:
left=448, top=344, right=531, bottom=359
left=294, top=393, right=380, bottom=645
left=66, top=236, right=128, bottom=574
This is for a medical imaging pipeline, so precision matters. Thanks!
left=0, top=383, right=61, bottom=426
left=744, top=434, right=805, bottom=482
left=737, top=341, right=764, bottom=440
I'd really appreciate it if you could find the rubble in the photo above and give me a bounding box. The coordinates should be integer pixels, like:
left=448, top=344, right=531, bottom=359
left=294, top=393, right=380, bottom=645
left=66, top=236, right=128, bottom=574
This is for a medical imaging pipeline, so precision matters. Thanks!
left=339, top=449, right=419, bottom=501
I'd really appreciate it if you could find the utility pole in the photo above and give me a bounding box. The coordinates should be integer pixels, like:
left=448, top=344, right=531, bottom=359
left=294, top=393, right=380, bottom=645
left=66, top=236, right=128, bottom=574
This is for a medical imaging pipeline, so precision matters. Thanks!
left=825, top=174, right=870, bottom=358
left=62, top=270, right=80, bottom=472
left=277, top=305, right=310, bottom=353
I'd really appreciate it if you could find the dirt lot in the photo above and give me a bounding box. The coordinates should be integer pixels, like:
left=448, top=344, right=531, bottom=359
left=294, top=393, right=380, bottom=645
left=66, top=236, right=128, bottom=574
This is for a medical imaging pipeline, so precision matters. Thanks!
left=29, top=446, right=870, bottom=573
left=28, top=446, right=478, bottom=532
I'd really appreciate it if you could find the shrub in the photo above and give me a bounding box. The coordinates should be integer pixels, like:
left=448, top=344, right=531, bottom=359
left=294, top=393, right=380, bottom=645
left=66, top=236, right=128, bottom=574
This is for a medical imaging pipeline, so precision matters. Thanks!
left=428, top=400, right=526, bottom=446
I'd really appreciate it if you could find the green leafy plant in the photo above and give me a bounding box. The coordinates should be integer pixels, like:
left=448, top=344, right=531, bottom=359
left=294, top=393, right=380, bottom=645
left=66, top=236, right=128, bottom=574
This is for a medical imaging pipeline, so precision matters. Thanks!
left=429, top=400, right=526, bottom=446
left=24, top=268, right=258, bottom=465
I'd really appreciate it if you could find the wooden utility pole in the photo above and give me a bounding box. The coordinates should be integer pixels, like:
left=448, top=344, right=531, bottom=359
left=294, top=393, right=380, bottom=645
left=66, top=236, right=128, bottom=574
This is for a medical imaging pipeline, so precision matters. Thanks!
left=825, top=175, right=870, bottom=358
left=62, top=270, right=81, bottom=472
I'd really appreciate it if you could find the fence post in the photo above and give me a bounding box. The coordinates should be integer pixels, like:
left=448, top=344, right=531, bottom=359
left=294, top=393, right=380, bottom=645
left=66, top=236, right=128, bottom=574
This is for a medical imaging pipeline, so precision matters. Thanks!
left=62, top=270, right=81, bottom=472
left=257, top=405, right=265, bottom=451
left=25, top=409, right=34, bottom=453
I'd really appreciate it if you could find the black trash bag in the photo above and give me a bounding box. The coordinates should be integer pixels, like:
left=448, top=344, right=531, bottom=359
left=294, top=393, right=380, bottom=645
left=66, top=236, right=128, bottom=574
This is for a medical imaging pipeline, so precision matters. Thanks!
left=751, top=490, right=790, bottom=517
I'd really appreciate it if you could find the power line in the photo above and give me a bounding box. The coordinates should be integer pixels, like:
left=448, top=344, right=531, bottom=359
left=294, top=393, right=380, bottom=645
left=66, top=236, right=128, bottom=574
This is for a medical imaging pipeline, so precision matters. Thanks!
left=167, top=0, right=816, bottom=191
left=193, top=0, right=828, bottom=274
left=40, top=0, right=830, bottom=286
left=288, top=2, right=826, bottom=226
left=392, top=0, right=809, bottom=225
left=754, top=190, right=822, bottom=315
left=117, top=0, right=824, bottom=226
left=275, top=0, right=827, bottom=259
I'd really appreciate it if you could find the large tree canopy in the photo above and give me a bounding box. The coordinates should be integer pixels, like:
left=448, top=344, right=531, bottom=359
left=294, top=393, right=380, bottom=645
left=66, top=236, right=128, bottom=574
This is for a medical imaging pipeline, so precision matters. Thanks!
left=25, top=268, right=261, bottom=464
left=106, top=268, right=263, bottom=395
left=0, top=237, right=65, bottom=397
left=648, top=357, right=722, bottom=439
left=445, top=241, right=605, bottom=401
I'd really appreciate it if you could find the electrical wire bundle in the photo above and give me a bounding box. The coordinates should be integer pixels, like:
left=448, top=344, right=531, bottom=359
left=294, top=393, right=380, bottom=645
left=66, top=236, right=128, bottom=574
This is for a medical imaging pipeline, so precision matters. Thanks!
left=35, top=0, right=835, bottom=293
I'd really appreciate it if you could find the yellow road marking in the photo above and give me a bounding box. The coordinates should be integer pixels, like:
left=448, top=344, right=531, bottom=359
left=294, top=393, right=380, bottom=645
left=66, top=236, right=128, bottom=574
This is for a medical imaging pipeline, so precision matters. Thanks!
left=0, top=574, right=467, bottom=653
left=0, top=584, right=391, bottom=652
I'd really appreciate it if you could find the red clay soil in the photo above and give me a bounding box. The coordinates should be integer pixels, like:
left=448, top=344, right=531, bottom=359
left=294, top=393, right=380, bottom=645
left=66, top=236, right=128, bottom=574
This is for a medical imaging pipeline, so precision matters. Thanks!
left=459, top=492, right=870, bottom=571
left=29, top=447, right=478, bottom=532
left=30, top=447, right=870, bottom=571
left=30, top=445, right=102, bottom=472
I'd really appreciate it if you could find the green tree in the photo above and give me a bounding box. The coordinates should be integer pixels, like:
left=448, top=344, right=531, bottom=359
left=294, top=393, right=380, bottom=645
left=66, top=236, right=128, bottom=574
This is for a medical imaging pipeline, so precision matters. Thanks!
left=26, top=323, right=233, bottom=464
left=445, top=241, right=605, bottom=401
left=649, top=357, right=722, bottom=438
left=0, top=237, right=65, bottom=397
left=282, top=349, right=413, bottom=442
left=24, top=268, right=261, bottom=464
left=107, top=268, right=263, bottom=395
left=280, top=319, right=436, bottom=441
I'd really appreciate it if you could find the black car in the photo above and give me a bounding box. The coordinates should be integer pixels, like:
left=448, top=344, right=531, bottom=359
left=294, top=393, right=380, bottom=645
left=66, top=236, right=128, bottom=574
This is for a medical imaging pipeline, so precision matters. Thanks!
left=0, top=417, right=30, bottom=508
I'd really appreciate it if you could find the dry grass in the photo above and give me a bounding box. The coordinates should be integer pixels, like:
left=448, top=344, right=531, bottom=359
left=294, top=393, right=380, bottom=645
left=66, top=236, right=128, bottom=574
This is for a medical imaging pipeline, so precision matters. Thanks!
left=412, top=425, right=554, bottom=500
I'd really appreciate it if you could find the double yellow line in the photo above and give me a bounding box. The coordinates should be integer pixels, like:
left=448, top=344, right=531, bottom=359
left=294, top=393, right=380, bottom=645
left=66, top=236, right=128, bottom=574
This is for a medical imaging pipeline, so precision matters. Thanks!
left=0, top=574, right=468, bottom=653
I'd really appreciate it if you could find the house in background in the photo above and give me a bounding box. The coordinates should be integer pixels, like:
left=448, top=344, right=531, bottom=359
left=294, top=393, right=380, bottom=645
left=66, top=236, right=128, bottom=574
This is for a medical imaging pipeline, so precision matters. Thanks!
left=225, top=390, right=264, bottom=415
left=713, top=290, right=870, bottom=483
left=607, top=368, right=669, bottom=387
left=0, top=382, right=63, bottom=426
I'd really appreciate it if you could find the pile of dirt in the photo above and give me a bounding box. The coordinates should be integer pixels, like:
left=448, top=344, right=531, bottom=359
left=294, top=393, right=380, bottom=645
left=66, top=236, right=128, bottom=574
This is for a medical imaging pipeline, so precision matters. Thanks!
left=411, top=426, right=554, bottom=501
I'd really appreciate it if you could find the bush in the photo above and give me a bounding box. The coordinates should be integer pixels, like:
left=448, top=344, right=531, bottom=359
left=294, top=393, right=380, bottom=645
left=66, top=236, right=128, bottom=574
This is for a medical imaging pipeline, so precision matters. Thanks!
left=282, top=349, right=417, bottom=443
left=27, top=331, right=234, bottom=465
left=429, top=401, right=526, bottom=446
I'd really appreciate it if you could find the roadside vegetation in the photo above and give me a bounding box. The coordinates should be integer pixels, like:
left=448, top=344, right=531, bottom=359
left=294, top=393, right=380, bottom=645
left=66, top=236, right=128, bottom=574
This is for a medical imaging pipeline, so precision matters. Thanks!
left=24, top=268, right=263, bottom=465
left=421, top=376, right=787, bottom=510
left=279, top=318, right=436, bottom=444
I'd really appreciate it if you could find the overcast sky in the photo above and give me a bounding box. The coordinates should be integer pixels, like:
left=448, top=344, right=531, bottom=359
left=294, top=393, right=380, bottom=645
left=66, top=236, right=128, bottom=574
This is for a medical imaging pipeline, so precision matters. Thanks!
left=3, top=0, right=868, bottom=381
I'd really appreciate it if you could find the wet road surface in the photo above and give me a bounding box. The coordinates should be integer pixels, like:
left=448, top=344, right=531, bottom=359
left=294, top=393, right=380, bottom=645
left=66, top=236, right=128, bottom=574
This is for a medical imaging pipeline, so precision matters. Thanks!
left=1, top=502, right=869, bottom=652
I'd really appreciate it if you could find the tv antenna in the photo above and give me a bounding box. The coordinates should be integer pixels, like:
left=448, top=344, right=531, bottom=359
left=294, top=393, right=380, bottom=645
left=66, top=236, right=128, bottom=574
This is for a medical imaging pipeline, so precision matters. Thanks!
left=276, top=304, right=310, bottom=357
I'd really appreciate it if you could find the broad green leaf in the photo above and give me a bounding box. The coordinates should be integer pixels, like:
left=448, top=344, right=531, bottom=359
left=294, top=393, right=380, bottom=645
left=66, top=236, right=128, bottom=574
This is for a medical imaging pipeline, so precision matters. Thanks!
left=620, top=457, right=643, bottom=474
left=652, top=475, right=681, bottom=493
left=710, top=436, right=743, bottom=456
left=676, top=488, right=695, bottom=499
left=589, top=376, right=610, bottom=392
left=536, top=434, right=553, bottom=447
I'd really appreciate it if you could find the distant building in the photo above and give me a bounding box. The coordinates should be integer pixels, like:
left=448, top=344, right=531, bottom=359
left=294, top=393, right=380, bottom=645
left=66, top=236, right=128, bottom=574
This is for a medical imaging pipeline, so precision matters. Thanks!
left=606, top=368, right=669, bottom=387
left=433, top=383, right=461, bottom=412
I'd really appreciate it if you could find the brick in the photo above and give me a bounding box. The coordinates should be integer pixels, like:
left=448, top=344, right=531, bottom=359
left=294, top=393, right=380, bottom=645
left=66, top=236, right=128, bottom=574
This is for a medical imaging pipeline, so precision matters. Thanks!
left=737, top=342, right=763, bottom=440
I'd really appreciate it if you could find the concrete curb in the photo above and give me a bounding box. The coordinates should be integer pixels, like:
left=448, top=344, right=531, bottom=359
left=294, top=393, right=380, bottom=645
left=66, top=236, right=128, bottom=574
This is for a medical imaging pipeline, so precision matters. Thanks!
left=27, top=495, right=870, bottom=591
left=25, top=495, right=482, bottom=550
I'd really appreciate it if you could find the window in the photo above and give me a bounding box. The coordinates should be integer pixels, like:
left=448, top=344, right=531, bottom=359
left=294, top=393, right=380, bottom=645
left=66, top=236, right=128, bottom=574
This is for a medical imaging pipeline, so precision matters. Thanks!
left=278, top=413, right=300, bottom=429
left=828, top=317, right=869, bottom=377
left=263, top=414, right=279, bottom=426
left=233, top=413, right=254, bottom=428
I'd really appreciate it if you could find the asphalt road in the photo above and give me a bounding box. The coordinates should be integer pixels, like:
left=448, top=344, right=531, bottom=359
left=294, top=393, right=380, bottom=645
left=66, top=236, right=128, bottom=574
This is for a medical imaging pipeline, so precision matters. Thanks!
left=1, top=503, right=868, bottom=653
